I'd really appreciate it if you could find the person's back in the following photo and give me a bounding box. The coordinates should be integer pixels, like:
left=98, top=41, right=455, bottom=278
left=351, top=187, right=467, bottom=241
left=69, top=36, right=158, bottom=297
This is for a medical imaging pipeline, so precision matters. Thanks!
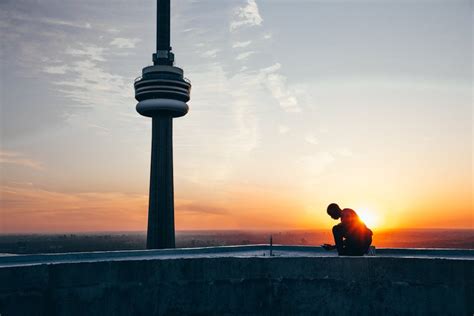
left=340, top=210, right=372, bottom=255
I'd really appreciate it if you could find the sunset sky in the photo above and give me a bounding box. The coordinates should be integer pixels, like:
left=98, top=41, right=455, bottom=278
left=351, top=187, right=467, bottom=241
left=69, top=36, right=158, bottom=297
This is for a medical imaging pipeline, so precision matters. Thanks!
left=1, top=0, right=472, bottom=233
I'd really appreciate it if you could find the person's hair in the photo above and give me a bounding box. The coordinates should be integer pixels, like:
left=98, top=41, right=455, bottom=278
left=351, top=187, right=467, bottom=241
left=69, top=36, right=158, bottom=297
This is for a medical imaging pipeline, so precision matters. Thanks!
left=327, top=203, right=341, bottom=219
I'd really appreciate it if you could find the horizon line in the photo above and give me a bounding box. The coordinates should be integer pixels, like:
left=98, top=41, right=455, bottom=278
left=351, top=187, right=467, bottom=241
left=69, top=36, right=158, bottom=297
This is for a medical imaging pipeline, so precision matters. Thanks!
left=1, top=227, right=473, bottom=235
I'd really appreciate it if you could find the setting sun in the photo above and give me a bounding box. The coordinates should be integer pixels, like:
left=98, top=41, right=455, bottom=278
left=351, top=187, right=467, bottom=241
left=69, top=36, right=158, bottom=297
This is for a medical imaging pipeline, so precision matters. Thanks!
left=356, top=208, right=382, bottom=229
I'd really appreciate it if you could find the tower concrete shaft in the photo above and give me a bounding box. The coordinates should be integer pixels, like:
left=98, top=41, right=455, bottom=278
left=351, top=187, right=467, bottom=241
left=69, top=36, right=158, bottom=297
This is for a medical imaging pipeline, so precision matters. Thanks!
left=147, top=116, right=174, bottom=249
left=134, top=0, right=191, bottom=249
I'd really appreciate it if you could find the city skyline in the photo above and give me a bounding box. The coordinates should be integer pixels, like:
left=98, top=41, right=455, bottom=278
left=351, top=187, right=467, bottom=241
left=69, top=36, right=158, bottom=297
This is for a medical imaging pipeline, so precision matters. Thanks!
left=1, top=0, right=472, bottom=233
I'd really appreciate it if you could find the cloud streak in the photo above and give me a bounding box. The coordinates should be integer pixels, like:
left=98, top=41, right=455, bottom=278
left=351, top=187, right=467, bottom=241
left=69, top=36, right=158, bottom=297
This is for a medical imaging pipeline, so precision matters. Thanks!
left=176, top=202, right=227, bottom=215
left=0, top=151, right=43, bottom=170
left=232, top=40, right=252, bottom=48
left=259, top=63, right=301, bottom=112
left=230, top=0, right=263, bottom=31
left=236, top=51, right=255, bottom=60
left=50, top=43, right=131, bottom=111
left=110, top=37, right=141, bottom=49
left=305, top=135, right=319, bottom=145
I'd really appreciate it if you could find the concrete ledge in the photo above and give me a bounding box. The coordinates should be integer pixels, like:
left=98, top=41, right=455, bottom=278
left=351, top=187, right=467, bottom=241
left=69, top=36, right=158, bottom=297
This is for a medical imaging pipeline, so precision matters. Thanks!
left=0, top=246, right=473, bottom=315
left=1, top=245, right=473, bottom=268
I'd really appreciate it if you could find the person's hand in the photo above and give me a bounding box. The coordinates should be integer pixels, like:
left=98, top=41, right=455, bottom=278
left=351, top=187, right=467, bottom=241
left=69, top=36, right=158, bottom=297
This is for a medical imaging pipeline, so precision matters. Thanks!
left=321, top=244, right=336, bottom=250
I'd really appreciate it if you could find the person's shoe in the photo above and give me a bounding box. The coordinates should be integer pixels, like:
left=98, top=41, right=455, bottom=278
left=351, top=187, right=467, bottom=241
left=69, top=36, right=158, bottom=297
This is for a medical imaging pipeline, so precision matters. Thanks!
left=367, top=246, right=376, bottom=256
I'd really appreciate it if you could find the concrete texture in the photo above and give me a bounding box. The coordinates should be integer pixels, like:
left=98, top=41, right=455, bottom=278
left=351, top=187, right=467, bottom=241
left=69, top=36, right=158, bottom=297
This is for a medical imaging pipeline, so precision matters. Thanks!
left=0, top=246, right=473, bottom=316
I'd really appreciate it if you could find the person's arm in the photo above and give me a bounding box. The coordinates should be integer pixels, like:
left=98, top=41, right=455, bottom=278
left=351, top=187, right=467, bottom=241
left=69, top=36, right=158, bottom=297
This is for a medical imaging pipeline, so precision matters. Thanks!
left=322, top=243, right=336, bottom=250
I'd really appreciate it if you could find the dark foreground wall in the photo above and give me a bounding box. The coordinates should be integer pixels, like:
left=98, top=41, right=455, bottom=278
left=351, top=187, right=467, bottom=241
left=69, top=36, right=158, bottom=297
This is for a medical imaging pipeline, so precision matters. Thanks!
left=1, top=256, right=473, bottom=316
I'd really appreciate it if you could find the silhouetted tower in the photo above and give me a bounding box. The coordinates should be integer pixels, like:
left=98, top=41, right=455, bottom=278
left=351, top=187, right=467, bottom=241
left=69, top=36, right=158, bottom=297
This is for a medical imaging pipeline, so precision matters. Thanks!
left=134, top=0, right=191, bottom=249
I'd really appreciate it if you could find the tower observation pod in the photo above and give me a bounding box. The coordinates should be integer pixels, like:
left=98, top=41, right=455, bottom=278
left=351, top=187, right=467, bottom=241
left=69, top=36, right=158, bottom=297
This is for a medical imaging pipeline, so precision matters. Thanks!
left=134, top=0, right=191, bottom=249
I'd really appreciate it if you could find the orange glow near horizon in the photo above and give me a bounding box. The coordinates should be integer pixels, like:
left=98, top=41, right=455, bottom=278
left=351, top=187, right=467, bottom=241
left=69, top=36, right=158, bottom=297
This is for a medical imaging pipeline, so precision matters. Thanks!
left=1, top=184, right=472, bottom=234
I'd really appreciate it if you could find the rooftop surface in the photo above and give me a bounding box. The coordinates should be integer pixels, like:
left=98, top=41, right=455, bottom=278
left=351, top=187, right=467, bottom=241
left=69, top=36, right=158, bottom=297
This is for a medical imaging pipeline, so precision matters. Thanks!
left=1, top=245, right=473, bottom=268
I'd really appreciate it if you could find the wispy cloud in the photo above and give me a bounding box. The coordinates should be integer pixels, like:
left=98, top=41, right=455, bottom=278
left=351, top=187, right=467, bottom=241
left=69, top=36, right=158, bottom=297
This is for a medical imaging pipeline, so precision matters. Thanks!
left=65, top=45, right=105, bottom=61
left=51, top=43, right=131, bottom=110
left=0, top=151, right=43, bottom=170
left=40, top=17, right=92, bottom=29
left=43, top=65, right=70, bottom=75
left=110, top=37, right=141, bottom=49
left=236, top=51, right=255, bottom=60
left=179, top=0, right=300, bottom=183
left=2, top=5, right=133, bottom=113
left=0, top=2, right=142, bottom=140
left=201, top=49, right=220, bottom=58
left=230, top=0, right=263, bottom=32
left=4, top=11, right=92, bottom=30
left=188, top=63, right=260, bottom=156
left=260, top=63, right=301, bottom=112
left=176, top=202, right=227, bottom=215
left=305, top=134, right=319, bottom=145
left=232, top=40, right=252, bottom=48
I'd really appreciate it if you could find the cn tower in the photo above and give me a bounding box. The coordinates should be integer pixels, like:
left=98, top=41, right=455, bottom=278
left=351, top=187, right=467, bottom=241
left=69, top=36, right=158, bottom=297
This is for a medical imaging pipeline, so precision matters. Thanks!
left=134, top=0, right=191, bottom=249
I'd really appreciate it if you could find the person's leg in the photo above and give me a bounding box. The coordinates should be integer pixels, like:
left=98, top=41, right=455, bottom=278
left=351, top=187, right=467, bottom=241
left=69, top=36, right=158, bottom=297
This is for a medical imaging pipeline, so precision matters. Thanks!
left=343, top=239, right=366, bottom=256
left=362, top=234, right=372, bottom=254
left=344, top=226, right=372, bottom=256
left=332, top=224, right=345, bottom=255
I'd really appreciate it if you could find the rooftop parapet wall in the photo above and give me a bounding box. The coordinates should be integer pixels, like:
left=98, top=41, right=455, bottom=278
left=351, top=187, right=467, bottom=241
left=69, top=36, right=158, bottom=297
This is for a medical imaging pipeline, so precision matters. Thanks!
left=1, top=246, right=473, bottom=316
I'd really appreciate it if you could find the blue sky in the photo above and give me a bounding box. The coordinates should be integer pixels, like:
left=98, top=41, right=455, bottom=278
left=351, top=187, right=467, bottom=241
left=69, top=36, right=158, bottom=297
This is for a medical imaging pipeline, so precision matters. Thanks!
left=0, top=0, right=472, bottom=232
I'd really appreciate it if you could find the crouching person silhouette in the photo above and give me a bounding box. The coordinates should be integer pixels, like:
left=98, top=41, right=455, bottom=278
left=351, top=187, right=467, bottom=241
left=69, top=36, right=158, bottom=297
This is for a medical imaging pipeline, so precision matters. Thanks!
left=322, top=203, right=373, bottom=256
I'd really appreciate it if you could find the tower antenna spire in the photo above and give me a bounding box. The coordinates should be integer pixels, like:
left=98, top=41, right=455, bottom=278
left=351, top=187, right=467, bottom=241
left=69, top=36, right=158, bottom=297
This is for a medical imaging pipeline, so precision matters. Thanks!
left=154, top=0, right=174, bottom=65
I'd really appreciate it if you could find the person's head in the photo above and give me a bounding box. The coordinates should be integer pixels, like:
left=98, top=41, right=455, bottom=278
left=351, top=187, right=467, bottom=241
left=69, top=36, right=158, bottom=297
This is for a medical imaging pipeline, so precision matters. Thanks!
left=327, top=203, right=342, bottom=220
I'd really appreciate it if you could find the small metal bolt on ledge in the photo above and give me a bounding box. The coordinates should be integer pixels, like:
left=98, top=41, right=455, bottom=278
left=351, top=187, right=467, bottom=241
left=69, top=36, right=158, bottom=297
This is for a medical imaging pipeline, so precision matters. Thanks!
left=270, top=235, right=273, bottom=256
